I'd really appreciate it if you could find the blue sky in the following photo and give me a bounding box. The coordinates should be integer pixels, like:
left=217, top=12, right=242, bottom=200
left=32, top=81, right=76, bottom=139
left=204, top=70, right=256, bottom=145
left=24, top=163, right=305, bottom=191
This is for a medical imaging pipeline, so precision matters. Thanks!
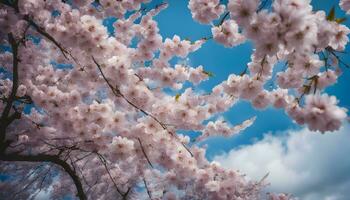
left=148, top=0, right=350, bottom=159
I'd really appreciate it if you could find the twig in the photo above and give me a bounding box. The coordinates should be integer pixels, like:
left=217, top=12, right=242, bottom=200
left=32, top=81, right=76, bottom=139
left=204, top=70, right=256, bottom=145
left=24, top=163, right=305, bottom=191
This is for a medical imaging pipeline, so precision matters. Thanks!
left=216, top=12, right=230, bottom=26
left=23, top=16, right=71, bottom=60
left=0, top=153, right=87, bottom=200
left=143, top=178, right=153, bottom=200
left=96, top=153, right=124, bottom=196
left=137, top=138, right=153, bottom=168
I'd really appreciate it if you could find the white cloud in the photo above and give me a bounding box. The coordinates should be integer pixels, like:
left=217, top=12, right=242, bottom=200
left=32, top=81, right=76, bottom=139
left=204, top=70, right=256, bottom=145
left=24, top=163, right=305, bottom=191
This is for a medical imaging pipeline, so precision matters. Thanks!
left=214, top=124, right=350, bottom=200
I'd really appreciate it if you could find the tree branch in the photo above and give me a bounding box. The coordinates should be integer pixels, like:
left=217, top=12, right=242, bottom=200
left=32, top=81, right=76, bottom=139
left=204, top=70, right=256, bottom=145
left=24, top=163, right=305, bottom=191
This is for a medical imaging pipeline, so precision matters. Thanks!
left=96, top=153, right=125, bottom=197
left=0, top=153, right=87, bottom=200
left=0, top=1, right=71, bottom=60
left=23, top=15, right=71, bottom=60
left=92, top=56, right=193, bottom=157
left=143, top=178, right=153, bottom=200
left=0, top=33, right=20, bottom=152
left=137, top=138, right=153, bottom=168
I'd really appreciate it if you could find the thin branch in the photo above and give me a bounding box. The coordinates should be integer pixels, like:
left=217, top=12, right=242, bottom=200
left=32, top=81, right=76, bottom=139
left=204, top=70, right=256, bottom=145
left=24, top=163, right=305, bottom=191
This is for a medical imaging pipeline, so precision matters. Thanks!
left=74, top=152, right=94, bottom=163
left=15, top=164, right=45, bottom=188
left=23, top=16, right=70, bottom=60
left=96, top=153, right=124, bottom=196
left=137, top=138, right=153, bottom=168
left=143, top=178, right=153, bottom=200
left=328, top=48, right=350, bottom=68
left=123, top=187, right=131, bottom=200
left=11, top=167, right=47, bottom=199
left=28, top=164, right=54, bottom=200
left=0, top=153, right=87, bottom=200
left=95, top=152, right=132, bottom=199
left=0, top=1, right=71, bottom=60
left=92, top=56, right=193, bottom=157
left=92, top=56, right=121, bottom=97
left=92, top=56, right=166, bottom=129
left=216, top=12, right=230, bottom=27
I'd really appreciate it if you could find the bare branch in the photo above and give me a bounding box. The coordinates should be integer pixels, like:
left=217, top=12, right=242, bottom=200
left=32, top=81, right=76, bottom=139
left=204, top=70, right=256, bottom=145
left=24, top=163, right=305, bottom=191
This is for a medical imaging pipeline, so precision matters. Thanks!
left=0, top=153, right=87, bottom=200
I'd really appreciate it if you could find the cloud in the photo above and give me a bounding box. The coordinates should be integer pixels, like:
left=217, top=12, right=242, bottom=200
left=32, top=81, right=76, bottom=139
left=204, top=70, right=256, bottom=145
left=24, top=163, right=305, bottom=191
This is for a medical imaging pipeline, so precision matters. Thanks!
left=214, top=124, right=350, bottom=200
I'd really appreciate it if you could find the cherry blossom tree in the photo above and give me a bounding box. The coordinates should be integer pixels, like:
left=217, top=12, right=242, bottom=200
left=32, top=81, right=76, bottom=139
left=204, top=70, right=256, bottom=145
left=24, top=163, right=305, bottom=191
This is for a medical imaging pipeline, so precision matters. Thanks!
left=0, top=0, right=349, bottom=199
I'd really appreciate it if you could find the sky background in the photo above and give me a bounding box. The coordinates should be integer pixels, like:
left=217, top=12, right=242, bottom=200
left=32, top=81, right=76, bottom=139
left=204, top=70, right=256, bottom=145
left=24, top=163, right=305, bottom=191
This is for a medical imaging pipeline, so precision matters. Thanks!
left=147, top=0, right=350, bottom=199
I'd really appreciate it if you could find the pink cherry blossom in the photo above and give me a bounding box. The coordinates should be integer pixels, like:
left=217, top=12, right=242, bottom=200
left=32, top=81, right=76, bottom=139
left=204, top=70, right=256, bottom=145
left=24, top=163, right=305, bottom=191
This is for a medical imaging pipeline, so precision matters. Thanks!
left=340, top=0, right=350, bottom=14
left=0, top=0, right=349, bottom=200
left=188, top=0, right=225, bottom=24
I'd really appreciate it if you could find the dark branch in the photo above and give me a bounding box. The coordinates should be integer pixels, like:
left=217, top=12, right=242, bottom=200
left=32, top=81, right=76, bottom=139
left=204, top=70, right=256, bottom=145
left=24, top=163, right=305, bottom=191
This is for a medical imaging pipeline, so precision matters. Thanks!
left=143, top=178, right=153, bottom=200
left=0, top=33, right=20, bottom=152
left=92, top=56, right=166, bottom=128
left=23, top=15, right=70, bottom=60
left=92, top=56, right=193, bottom=157
left=1, top=33, right=18, bottom=121
left=0, top=4, right=86, bottom=200
left=216, top=12, right=230, bottom=27
left=96, top=153, right=124, bottom=196
left=0, top=153, right=87, bottom=200
left=0, top=0, right=71, bottom=60
left=137, top=138, right=153, bottom=168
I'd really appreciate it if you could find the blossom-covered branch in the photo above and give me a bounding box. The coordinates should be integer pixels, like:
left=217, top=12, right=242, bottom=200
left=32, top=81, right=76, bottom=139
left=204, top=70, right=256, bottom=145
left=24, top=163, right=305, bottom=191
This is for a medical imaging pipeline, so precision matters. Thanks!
left=0, top=0, right=349, bottom=199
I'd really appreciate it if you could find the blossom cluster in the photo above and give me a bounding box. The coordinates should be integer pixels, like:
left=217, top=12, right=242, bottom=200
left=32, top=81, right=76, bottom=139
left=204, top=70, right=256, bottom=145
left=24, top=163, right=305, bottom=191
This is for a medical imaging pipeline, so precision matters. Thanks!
left=188, top=0, right=225, bottom=24
left=188, top=0, right=350, bottom=133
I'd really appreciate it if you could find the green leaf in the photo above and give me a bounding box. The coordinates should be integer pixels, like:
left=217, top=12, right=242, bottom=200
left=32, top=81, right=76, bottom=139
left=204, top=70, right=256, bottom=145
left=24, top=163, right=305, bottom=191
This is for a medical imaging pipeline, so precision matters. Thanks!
left=175, top=94, right=181, bottom=102
left=202, top=70, right=214, bottom=77
left=335, top=17, right=347, bottom=24
left=327, top=6, right=336, bottom=21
